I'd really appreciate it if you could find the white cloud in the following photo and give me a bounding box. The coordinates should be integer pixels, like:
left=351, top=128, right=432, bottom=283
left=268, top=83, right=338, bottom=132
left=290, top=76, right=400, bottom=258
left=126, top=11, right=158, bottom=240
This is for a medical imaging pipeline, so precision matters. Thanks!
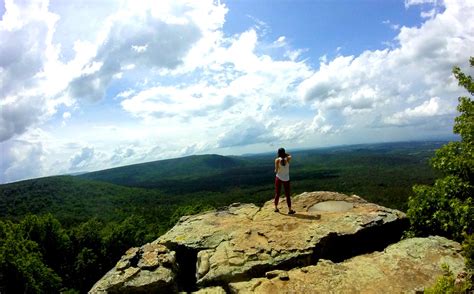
left=383, top=97, right=452, bottom=126
left=0, top=140, right=45, bottom=183
left=0, top=0, right=79, bottom=144
left=119, top=23, right=313, bottom=149
left=180, top=142, right=213, bottom=157
left=0, top=96, right=43, bottom=142
left=217, top=118, right=275, bottom=148
left=131, top=44, right=148, bottom=53
left=382, top=19, right=400, bottom=31
left=1, top=0, right=473, bottom=183
left=298, top=0, right=474, bottom=132
left=115, top=89, right=135, bottom=99
left=66, top=0, right=229, bottom=102
left=404, top=0, right=438, bottom=8
left=69, top=147, right=95, bottom=171
left=246, top=14, right=270, bottom=37
left=0, top=0, right=59, bottom=142
left=110, top=146, right=136, bottom=165
left=67, top=13, right=202, bottom=101
left=421, top=9, right=437, bottom=19
left=121, top=84, right=238, bottom=120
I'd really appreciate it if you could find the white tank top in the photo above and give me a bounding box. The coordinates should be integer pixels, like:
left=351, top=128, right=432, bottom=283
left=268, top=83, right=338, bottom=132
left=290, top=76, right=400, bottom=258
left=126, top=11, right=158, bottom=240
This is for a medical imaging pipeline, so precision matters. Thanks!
left=276, top=158, right=290, bottom=181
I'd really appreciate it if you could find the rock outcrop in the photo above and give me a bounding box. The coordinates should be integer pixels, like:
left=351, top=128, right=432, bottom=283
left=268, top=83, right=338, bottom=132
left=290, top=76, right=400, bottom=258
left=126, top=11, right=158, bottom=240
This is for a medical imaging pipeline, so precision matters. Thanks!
left=228, top=236, right=465, bottom=293
left=90, top=191, right=467, bottom=293
left=90, top=243, right=178, bottom=293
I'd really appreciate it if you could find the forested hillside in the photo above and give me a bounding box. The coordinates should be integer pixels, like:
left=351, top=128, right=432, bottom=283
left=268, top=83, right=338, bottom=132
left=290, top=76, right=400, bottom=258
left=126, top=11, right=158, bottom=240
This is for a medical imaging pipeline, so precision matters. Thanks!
left=0, top=141, right=445, bottom=292
left=1, top=141, right=444, bottom=227
left=79, top=154, right=246, bottom=188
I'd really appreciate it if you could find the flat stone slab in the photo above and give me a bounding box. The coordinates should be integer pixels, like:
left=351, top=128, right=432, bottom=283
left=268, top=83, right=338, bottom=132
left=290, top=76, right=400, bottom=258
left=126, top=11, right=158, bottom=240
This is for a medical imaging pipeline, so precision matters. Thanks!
left=308, top=200, right=354, bottom=212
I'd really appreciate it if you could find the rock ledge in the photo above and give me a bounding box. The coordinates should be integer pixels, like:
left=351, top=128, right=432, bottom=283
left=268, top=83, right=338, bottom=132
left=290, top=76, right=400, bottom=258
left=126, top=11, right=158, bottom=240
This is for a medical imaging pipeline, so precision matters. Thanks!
left=90, top=191, right=466, bottom=293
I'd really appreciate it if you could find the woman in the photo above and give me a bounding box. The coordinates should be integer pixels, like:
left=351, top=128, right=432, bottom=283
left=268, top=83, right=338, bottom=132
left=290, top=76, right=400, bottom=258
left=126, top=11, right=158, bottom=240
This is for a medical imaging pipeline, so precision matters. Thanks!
left=274, top=148, right=295, bottom=214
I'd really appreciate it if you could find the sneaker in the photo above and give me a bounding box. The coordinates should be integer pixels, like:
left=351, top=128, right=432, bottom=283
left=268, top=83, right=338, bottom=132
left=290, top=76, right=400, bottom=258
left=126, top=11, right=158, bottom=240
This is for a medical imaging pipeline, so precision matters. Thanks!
left=288, top=210, right=296, bottom=215
left=274, top=208, right=279, bottom=212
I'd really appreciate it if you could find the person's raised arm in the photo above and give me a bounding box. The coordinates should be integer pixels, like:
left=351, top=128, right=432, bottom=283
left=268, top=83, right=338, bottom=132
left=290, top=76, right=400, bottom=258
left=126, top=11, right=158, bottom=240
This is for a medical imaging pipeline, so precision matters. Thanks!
left=286, top=153, right=292, bottom=163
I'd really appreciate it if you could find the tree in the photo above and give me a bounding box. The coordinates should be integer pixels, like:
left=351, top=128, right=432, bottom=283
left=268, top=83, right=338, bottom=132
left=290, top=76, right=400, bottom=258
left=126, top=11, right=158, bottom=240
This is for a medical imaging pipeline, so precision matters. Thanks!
left=101, top=215, right=149, bottom=266
left=407, top=57, right=473, bottom=245
left=73, top=247, right=99, bottom=292
left=68, top=218, right=104, bottom=291
left=19, top=214, right=71, bottom=274
left=0, top=219, right=62, bottom=293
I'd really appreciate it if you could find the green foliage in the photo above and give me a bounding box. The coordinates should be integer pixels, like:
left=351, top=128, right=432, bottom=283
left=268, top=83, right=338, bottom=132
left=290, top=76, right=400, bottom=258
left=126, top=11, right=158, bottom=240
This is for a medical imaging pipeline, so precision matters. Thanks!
left=101, top=215, right=150, bottom=262
left=424, top=264, right=472, bottom=294
left=431, top=141, right=473, bottom=181
left=67, top=218, right=104, bottom=291
left=73, top=248, right=99, bottom=290
left=1, top=141, right=440, bottom=225
left=452, top=57, right=474, bottom=95
left=407, top=58, right=474, bottom=266
left=0, top=213, right=155, bottom=293
left=79, top=154, right=244, bottom=188
left=70, top=218, right=103, bottom=252
left=462, top=233, right=474, bottom=270
left=20, top=214, right=72, bottom=273
left=68, top=215, right=152, bottom=292
left=407, top=176, right=473, bottom=241
left=0, top=141, right=444, bottom=291
left=0, top=176, right=168, bottom=226
left=0, top=219, right=62, bottom=293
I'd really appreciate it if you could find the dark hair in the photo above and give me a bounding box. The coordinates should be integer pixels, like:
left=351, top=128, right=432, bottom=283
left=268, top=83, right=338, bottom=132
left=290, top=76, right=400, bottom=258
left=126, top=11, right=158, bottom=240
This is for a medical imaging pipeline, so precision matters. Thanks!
left=278, top=148, right=287, bottom=166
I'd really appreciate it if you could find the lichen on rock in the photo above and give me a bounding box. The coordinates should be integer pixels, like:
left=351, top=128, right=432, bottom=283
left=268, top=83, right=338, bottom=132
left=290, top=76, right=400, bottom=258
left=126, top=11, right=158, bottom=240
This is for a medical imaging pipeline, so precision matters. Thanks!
left=228, top=236, right=466, bottom=293
left=89, top=242, right=177, bottom=293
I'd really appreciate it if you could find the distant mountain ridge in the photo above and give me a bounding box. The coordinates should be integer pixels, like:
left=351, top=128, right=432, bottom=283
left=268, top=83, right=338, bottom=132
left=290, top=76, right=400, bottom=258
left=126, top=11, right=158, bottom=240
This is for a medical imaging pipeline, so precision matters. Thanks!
left=77, top=141, right=446, bottom=190
left=78, top=154, right=247, bottom=188
left=1, top=141, right=446, bottom=226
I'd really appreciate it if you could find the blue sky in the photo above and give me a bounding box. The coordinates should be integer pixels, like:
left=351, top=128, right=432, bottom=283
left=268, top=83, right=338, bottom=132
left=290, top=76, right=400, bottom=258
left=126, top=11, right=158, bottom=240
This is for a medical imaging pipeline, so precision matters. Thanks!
left=0, top=0, right=473, bottom=183
left=225, top=0, right=422, bottom=59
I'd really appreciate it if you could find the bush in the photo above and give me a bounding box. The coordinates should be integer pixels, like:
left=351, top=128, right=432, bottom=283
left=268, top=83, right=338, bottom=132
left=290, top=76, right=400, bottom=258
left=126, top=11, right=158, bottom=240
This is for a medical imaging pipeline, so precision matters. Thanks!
left=407, top=58, right=474, bottom=268
left=0, top=219, right=62, bottom=293
left=462, top=233, right=474, bottom=271
left=407, top=176, right=473, bottom=241
left=424, top=264, right=472, bottom=294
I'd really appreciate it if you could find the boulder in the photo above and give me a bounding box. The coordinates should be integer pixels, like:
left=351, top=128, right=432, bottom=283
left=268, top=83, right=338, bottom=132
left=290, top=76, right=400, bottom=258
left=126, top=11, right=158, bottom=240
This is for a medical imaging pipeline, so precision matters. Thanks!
left=228, top=236, right=466, bottom=293
left=89, top=243, right=177, bottom=293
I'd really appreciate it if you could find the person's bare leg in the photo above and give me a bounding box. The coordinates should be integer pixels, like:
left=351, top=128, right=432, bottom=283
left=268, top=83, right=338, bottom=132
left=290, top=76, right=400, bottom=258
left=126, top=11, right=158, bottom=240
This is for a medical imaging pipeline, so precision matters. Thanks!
left=284, top=181, right=295, bottom=214
left=274, top=177, right=281, bottom=212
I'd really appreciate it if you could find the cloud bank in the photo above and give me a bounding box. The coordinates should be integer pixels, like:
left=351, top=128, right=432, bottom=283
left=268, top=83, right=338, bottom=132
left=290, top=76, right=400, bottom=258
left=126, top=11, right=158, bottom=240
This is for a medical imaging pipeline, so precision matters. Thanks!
left=1, top=0, right=473, bottom=183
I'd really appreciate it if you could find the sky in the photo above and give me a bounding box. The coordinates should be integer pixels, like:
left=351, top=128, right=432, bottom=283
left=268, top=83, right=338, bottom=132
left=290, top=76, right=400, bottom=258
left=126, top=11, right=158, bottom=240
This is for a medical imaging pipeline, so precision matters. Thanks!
left=0, top=0, right=473, bottom=184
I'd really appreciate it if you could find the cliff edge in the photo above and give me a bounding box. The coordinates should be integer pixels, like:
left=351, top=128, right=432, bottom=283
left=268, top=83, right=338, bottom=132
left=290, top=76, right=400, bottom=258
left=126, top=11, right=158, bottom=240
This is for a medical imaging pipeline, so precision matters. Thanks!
left=90, top=191, right=466, bottom=293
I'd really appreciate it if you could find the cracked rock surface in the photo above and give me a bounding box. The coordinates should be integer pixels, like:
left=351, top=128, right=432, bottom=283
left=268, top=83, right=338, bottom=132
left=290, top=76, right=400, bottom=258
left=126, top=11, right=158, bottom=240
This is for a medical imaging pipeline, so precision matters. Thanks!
left=228, top=236, right=466, bottom=293
left=89, top=243, right=177, bottom=293
left=158, top=191, right=407, bottom=286
left=90, top=191, right=466, bottom=293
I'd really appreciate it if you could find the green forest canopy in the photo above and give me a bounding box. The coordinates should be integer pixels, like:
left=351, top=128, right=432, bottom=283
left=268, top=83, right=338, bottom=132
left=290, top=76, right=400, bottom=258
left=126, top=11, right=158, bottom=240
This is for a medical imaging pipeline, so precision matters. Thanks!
left=0, top=140, right=445, bottom=292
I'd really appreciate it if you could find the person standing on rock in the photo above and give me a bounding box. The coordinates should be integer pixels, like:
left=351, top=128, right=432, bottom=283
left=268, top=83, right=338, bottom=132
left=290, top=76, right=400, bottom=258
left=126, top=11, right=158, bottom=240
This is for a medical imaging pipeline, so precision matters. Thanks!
left=274, top=147, right=295, bottom=214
